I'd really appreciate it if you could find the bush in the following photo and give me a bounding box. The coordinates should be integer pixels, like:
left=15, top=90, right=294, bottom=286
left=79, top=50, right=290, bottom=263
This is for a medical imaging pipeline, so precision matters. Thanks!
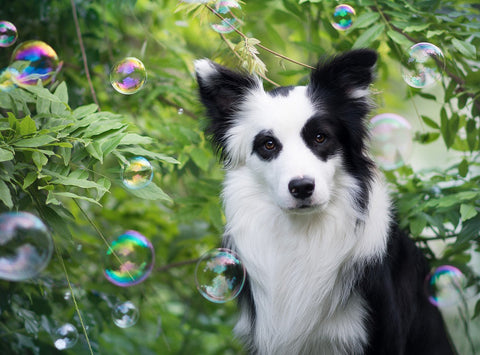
left=0, top=0, right=479, bottom=353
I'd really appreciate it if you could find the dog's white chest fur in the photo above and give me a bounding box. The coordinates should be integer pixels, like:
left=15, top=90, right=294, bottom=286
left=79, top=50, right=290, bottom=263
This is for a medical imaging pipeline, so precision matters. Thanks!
left=223, top=167, right=390, bottom=355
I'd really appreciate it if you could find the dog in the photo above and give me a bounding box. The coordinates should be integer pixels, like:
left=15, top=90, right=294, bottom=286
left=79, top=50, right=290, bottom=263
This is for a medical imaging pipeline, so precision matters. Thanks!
left=195, top=49, right=456, bottom=355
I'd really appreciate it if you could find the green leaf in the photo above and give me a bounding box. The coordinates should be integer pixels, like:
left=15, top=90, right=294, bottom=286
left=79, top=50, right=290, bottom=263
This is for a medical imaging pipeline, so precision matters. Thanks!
left=32, top=151, right=48, bottom=170
left=118, top=147, right=179, bottom=164
left=466, top=119, right=477, bottom=151
left=0, top=148, right=14, bottom=162
left=72, top=104, right=98, bottom=119
left=409, top=216, right=426, bottom=236
left=119, top=133, right=154, bottom=145
left=451, top=38, right=476, bottom=59
left=0, top=179, right=13, bottom=208
left=50, top=191, right=102, bottom=206
left=23, top=171, right=37, bottom=189
left=348, top=12, right=380, bottom=30
left=386, top=30, right=413, bottom=47
left=473, top=299, right=480, bottom=320
left=353, top=23, right=385, bottom=49
left=50, top=176, right=108, bottom=191
left=460, top=204, right=477, bottom=222
left=18, top=116, right=37, bottom=136
left=190, top=147, right=211, bottom=171
left=126, top=182, right=172, bottom=202
left=13, top=135, right=57, bottom=148
left=458, top=159, right=468, bottom=177
left=421, top=115, right=439, bottom=129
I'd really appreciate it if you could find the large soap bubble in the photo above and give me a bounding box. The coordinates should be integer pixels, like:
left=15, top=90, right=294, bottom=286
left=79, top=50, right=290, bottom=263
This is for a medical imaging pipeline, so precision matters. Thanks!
left=0, top=212, right=53, bottom=281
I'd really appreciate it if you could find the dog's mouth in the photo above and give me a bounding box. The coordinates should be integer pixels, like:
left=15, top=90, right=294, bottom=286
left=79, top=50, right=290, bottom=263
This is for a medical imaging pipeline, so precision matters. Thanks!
left=286, top=202, right=324, bottom=214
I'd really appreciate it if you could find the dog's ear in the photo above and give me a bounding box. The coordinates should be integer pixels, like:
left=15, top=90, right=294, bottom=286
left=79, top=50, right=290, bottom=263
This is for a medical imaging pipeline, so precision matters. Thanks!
left=194, top=59, right=260, bottom=157
left=308, top=49, right=377, bottom=101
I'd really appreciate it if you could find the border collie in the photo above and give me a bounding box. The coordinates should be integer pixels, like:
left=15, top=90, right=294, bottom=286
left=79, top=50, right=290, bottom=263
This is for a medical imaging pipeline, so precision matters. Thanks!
left=195, top=49, right=455, bottom=355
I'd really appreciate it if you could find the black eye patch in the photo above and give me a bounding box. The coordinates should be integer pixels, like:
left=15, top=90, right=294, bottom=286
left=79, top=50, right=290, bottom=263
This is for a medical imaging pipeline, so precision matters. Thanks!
left=252, top=130, right=283, bottom=161
left=301, top=117, right=338, bottom=161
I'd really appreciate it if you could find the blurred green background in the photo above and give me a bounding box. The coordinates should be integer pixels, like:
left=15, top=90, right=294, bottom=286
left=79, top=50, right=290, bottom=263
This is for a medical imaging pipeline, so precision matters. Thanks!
left=0, top=0, right=479, bottom=353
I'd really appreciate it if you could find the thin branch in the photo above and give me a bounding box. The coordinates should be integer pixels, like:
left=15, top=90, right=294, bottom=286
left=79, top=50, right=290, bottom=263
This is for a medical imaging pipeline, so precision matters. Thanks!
left=70, top=0, right=100, bottom=109
left=156, top=258, right=200, bottom=272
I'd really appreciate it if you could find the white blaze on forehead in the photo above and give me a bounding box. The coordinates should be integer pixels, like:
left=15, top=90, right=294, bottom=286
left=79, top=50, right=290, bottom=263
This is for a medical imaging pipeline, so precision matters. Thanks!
left=240, top=86, right=317, bottom=137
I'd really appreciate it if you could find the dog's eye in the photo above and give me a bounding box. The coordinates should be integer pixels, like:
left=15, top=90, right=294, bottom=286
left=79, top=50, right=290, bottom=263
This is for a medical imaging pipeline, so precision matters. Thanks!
left=264, top=140, right=276, bottom=150
left=315, top=133, right=326, bottom=144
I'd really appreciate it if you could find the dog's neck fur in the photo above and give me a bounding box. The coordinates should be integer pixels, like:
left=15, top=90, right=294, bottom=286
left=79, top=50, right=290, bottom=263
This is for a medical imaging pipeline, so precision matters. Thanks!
left=223, top=163, right=391, bottom=355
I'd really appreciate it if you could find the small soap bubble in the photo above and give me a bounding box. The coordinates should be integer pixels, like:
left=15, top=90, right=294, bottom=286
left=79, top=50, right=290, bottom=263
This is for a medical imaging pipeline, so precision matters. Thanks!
left=110, top=57, right=147, bottom=95
left=331, top=4, right=355, bottom=31
left=10, top=40, right=61, bottom=86
left=426, top=265, right=467, bottom=308
left=369, top=113, right=412, bottom=170
left=211, top=0, right=242, bottom=34
left=0, top=212, right=53, bottom=281
left=121, top=156, right=153, bottom=190
left=216, top=0, right=241, bottom=14
left=402, top=42, right=445, bottom=88
left=195, top=248, right=246, bottom=303
left=104, top=230, right=154, bottom=287
left=0, top=21, right=18, bottom=47
left=177, top=108, right=184, bottom=115
left=112, top=301, right=139, bottom=328
left=53, top=323, right=78, bottom=350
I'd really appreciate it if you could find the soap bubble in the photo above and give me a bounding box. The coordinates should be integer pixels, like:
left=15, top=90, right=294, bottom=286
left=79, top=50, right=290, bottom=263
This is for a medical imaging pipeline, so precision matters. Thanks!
left=177, top=108, right=184, bottom=115
left=53, top=323, right=78, bottom=350
left=426, top=265, right=467, bottom=308
left=0, top=21, right=18, bottom=47
left=121, top=156, right=154, bottom=190
left=331, top=4, right=355, bottom=31
left=211, top=0, right=242, bottom=34
left=369, top=113, right=412, bottom=170
left=216, top=0, right=241, bottom=14
left=110, top=57, right=147, bottom=95
left=195, top=248, right=246, bottom=303
left=112, top=301, right=139, bottom=328
left=104, top=230, right=154, bottom=287
left=402, top=42, right=445, bottom=88
left=0, top=212, right=53, bottom=281
left=10, top=40, right=61, bottom=86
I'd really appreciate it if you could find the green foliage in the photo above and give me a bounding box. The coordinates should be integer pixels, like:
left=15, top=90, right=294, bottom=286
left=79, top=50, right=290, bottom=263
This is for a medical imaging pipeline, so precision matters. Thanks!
left=0, top=0, right=479, bottom=354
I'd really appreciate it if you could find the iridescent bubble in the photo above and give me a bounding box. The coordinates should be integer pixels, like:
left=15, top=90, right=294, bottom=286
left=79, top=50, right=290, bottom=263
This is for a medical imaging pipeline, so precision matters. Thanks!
left=211, top=0, right=242, bottom=34
left=104, top=230, right=154, bottom=287
left=0, top=21, right=18, bottom=47
left=216, top=0, right=241, bottom=14
left=402, top=42, right=445, bottom=88
left=369, top=113, right=412, bottom=170
left=331, top=4, right=356, bottom=31
left=177, top=108, right=184, bottom=115
left=0, top=212, right=53, bottom=281
left=112, top=301, right=139, bottom=328
left=121, top=156, right=154, bottom=190
left=110, top=57, right=147, bottom=95
left=426, top=265, right=467, bottom=308
left=53, top=323, right=78, bottom=350
left=195, top=248, right=246, bottom=303
left=10, top=40, right=61, bottom=86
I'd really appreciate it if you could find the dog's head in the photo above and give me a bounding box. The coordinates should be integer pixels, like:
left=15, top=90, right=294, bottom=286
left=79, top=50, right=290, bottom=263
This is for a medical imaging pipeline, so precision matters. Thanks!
left=195, top=50, right=377, bottom=213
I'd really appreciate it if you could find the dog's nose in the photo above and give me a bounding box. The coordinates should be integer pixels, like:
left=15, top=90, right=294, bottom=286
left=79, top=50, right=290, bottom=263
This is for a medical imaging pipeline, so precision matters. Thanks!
left=288, top=178, right=315, bottom=199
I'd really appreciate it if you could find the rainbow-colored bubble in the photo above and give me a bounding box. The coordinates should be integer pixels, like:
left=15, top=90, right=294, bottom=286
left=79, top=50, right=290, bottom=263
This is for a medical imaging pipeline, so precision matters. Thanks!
left=332, top=4, right=356, bottom=31
left=426, top=265, right=466, bottom=308
left=112, top=301, right=139, bottom=328
left=104, top=230, right=154, bottom=287
left=402, top=42, right=445, bottom=88
left=195, top=248, right=246, bottom=303
left=110, top=57, right=147, bottom=95
left=211, top=0, right=242, bottom=34
left=121, top=156, right=154, bottom=190
left=10, top=40, right=61, bottom=86
left=0, top=212, right=53, bottom=281
left=369, top=113, right=412, bottom=170
left=0, top=21, right=18, bottom=47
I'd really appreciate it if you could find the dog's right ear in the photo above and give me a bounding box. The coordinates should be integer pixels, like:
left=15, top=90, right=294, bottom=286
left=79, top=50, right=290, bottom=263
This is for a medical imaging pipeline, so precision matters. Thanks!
left=195, top=59, right=260, bottom=154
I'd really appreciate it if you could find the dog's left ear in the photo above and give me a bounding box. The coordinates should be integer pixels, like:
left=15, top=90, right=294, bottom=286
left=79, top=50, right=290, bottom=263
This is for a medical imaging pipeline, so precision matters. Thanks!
left=308, top=49, right=377, bottom=100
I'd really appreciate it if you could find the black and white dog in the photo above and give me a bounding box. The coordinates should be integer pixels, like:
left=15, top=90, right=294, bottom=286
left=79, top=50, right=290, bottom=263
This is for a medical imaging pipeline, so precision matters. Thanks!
left=195, top=49, right=456, bottom=354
